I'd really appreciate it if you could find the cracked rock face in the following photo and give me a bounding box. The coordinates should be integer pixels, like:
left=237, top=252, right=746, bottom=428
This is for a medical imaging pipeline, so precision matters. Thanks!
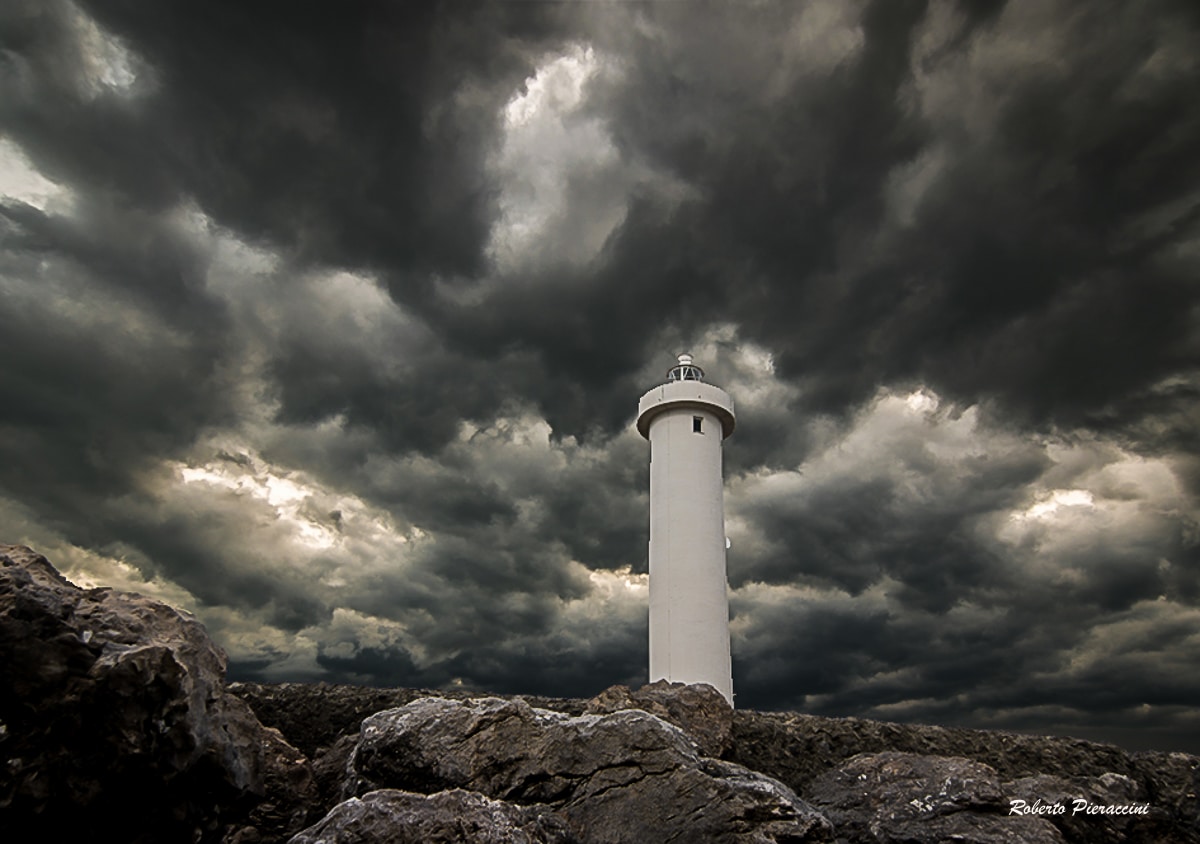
left=290, top=788, right=576, bottom=844
left=0, top=545, right=316, bottom=842
left=1004, top=772, right=1197, bottom=844
left=583, top=679, right=733, bottom=758
left=807, top=752, right=1065, bottom=844
left=343, top=696, right=834, bottom=843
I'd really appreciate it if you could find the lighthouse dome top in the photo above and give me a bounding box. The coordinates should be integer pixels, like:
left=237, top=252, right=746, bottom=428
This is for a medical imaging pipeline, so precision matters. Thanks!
left=667, top=353, right=705, bottom=383
left=637, top=354, right=736, bottom=440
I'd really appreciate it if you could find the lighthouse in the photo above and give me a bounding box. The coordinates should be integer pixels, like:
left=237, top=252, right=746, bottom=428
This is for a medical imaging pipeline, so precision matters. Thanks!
left=636, top=354, right=736, bottom=705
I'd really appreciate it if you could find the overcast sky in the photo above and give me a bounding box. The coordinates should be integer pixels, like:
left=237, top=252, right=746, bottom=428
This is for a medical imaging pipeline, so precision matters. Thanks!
left=2, top=0, right=1198, bottom=753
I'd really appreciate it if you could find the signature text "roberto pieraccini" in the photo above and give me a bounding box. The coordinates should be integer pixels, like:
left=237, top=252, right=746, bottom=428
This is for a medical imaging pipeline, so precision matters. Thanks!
left=1009, top=798, right=1150, bottom=817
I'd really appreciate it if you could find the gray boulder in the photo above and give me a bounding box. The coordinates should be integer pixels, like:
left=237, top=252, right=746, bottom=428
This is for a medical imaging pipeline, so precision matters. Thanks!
left=583, top=679, right=733, bottom=758
left=0, top=544, right=316, bottom=842
left=228, top=680, right=587, bottom=757
left=345, top=695, right=833, bottom=843
left=807, top=751, right=1064, bottom=843
left=290, top=788, right=576, bottom=844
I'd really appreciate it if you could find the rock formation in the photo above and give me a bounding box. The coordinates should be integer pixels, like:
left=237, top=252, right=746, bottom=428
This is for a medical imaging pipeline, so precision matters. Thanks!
left=3, top=543, right=1198, bottom=843
left=0, top=544, right=316, bottom=841
left=345, top=695, right=832, bottom=842
left=807, top=752, right=1064, bottom=843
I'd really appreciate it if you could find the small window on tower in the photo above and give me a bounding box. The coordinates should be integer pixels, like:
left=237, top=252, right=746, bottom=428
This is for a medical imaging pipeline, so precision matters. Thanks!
left=693, top=416, right=703, bottom=433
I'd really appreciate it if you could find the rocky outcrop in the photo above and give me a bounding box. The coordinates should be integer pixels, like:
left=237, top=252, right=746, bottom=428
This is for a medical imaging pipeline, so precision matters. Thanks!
left=583, top=679, right=733, bottom=758
left=0, top=544, right=316, bottom=842
left=228, top=680, right=588, bottom=757
left=339, top=695, right=833, bottom=843
left=807, top=752, right=1065, bottom=843
left=728, top=709, right=1200, bottom=843
left=1003, top=772, right=1191, bottom=844
left=4, top=543, right=1199, bottom=843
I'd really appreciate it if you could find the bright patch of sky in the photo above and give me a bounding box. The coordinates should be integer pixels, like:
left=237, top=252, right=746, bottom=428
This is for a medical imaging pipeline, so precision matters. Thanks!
left=68, top=0, right=148, bottom=99
left=174, top=449, right=406, bottom=553
left=0, top=137, right=75, bottom=212
left=587, top=566, right=648, bottom=598
left=503, top=45, right=598, bottom=129
left=485, top=43, right=693, bottom=275
left=1016, top=488, right=1096, bottom=521
left=488, top=44, right=617, bottom=270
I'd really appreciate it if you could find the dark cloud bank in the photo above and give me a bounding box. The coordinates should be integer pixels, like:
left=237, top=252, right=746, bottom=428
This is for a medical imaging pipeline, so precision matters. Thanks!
left=1, top=0, right=1197, bottom=753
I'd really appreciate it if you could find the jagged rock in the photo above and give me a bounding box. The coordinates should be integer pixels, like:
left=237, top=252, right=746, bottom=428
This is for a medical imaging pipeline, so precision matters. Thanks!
left=584, top=679, right=733, bottom=757
left=229, top=681, right=586, bottom=757
left=730, top=709, right=1142, bottom=794
left=731, top=708, right=1200, bottom=841
left=290, top=788, right=576, bottom=844
left=312, top=734, right=361, bottom=813
left=1130, top=751, right=1200, bottom=838
left=347, top=696, right=834, bottom=843
left=7, top=542, right=1200, bottom=843
left=807, top=751, right=1065, bottom=843
left=0, top=544, right=316, bottom=842
left=224, top=725, right=318, bottom=842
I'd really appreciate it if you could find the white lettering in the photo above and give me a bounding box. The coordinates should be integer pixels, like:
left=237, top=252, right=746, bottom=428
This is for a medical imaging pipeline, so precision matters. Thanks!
left=1017, top=796, right=1151, bottom=817
left=1009, top=798, right=1066, bottom=816
left=1067, top=798, right=1151, bottom=816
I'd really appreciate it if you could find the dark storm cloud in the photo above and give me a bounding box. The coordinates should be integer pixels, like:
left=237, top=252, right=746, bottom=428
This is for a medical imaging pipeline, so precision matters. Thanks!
left=61, top=0, right=585, bottom=280
left=737, top=426, right=1048, bottom=604
left=725, top=392, right=1199, bottom=747
left=579, top=0, right=1200, bottom=435
left=2, top=0, right=1199, bottom=753
left=0, top=198, right=230, bottom=526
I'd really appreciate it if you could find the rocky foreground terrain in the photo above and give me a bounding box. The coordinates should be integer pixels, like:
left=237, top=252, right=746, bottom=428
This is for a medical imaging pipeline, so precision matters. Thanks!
left=2, top=544, right=1197, bottom=843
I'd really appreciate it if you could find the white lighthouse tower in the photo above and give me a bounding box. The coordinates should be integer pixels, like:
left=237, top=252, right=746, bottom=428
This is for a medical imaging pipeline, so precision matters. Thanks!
left=636, top=354, right=736, bottom=705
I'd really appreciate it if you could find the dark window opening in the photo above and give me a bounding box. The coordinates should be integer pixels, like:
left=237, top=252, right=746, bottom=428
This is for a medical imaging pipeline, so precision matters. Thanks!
left=693, top=416, right=703, bottom=433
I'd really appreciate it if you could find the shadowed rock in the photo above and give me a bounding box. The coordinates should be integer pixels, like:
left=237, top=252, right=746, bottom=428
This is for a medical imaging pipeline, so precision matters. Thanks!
left=807, top=752, right=1064, bottom=843
left=1004, top=772, right=1197, bottom=844
left=0, top=544, right=315, bottom=842
left=345, top=696, right=834, bottom=843
left=290, top=788, right=576, bottom=844
left=229, top=680, right=587, bottom=757
left=6, top=543, right=1199, bottom=842
left=729, top=708, right=1200, bottom=839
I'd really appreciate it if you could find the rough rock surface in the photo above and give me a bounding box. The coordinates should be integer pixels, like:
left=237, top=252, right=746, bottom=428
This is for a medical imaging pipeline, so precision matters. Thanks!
left=6, top=543, right=1200, bottom=843
left=583, top=678, right=733, bottom=758
left=312, top=734, right=361, bottom=811
left=0, top=544, right=316, bottom=842
left=290, top=788, right=576, bottom=844
left=229, top=681, right=586, bottom=757
left=346, top=696, right=834, bottom=843
left=1004, top=772, right=1198, bottom=844
left=807, top=752, right=1064, bottom=843
left=729, top=708, right=1200, bottom=840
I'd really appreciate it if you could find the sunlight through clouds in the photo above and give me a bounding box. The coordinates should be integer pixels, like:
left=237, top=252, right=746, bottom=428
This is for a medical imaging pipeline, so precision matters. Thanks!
left=0, top=137, right=75, bottom=212
left=172, top=448, right=413, bottom=555
left=488, top=44, right=621, bottom=270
